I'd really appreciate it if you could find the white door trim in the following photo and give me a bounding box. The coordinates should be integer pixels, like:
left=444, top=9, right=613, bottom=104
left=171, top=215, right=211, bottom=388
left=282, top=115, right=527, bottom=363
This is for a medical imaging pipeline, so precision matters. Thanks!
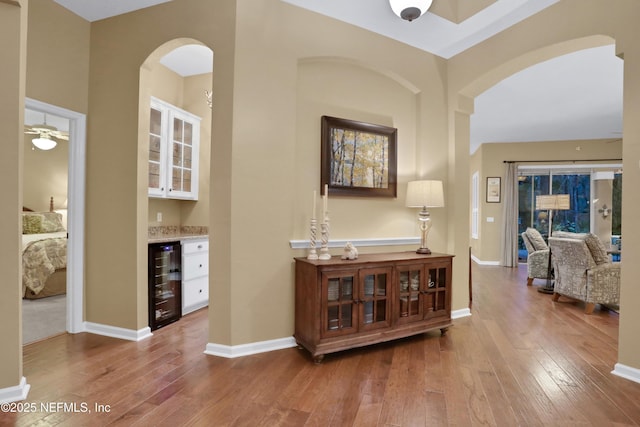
left=25, top=98, right=86, bottom=334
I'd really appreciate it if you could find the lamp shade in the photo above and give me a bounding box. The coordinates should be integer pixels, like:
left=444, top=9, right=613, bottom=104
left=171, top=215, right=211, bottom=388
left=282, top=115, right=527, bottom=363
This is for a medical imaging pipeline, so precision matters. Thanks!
left=406, top=180, right=444, bottom=208
left=535, top=194, right=570, bottom=211
left=389, top=0, right=433, bottom=21
left=32, top=135, right=57, bottom=151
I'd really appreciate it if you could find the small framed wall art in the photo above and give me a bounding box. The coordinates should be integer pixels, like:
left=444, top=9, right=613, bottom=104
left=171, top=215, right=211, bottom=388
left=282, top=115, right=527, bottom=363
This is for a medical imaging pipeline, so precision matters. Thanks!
left=320, top=115, right=397, bottom=198
left=486, top=176, right=501, bottom=203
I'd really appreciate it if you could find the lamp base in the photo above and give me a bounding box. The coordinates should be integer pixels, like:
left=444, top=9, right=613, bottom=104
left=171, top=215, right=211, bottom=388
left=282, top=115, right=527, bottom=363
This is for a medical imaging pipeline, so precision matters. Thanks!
left=416, top=247, right=431, bottom=255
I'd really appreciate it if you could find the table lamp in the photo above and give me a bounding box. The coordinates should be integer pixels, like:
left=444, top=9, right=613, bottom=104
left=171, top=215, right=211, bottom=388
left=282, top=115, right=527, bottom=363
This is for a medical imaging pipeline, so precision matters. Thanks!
left=406, top=180, right=444, bottom=254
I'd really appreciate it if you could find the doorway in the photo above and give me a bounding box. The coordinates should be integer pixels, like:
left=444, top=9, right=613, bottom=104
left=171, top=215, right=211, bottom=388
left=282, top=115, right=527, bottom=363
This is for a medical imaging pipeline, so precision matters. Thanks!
left=23, top=98, right=86, bottom=338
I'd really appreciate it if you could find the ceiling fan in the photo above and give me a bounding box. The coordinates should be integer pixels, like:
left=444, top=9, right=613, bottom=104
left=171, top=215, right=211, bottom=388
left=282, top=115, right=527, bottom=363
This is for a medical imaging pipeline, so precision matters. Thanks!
left=24, top=114, right=69, bottom=150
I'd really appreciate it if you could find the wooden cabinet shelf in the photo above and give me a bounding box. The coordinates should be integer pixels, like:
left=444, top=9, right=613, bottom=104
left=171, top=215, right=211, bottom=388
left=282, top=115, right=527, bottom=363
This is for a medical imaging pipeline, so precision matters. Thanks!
left=294, top=251, right=454, bottom=363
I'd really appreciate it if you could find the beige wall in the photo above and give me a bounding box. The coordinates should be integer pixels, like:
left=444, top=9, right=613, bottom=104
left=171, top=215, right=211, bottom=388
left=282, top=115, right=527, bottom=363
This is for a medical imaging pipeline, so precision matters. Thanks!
left=450, top=0, right=640, bottom=373
left=472, top=139, right=622, bottom=262
left=23, top=130, right=68, bottom=213
left=0, top=0, right=27, bottom=392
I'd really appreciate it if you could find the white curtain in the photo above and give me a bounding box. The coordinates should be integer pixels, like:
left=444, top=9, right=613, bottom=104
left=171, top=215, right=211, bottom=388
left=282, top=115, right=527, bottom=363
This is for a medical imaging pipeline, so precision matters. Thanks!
left=500, top=162, right=519, bottom=267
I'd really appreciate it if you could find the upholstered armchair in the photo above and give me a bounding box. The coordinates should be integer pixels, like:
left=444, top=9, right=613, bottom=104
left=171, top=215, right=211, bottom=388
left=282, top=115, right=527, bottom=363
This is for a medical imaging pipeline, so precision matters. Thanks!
left=548, top=234, right=620, bottom=314
left=521, top=228, right=550, bottom=286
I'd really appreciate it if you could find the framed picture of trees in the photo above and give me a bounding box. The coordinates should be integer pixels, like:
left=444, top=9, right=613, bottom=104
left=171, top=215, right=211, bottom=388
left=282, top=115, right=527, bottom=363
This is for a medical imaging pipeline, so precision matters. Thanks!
left=321, top=116, right=397, bottom=198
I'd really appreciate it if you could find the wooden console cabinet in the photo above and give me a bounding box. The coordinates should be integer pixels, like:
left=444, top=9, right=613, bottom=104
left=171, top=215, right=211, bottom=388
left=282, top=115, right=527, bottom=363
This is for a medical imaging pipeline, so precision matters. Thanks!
left=294, top=251, right=454, bottom=362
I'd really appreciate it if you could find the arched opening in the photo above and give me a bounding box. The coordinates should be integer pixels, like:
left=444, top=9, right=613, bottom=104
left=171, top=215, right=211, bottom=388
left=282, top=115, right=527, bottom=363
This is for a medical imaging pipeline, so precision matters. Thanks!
left=139, top=39, right=213, bottom=333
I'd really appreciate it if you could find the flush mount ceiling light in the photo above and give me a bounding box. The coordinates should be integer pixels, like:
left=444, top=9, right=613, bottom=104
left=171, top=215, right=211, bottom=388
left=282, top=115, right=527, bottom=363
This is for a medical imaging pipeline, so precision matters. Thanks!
left=389, top=0, right=433, bottom=21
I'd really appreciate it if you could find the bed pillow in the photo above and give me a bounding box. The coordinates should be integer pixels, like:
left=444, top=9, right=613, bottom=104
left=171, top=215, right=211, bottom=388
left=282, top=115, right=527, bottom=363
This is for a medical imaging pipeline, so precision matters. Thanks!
left=22, top=212, right=66, bottom=234
left=40, top=212, right=66, bottom=233
left=22, top=213, right=43, bottom=234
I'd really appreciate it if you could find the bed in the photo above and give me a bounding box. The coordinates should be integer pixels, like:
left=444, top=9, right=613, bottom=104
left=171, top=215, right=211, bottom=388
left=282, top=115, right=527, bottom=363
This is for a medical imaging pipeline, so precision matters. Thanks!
left=22, top=200, right=67, bottom=299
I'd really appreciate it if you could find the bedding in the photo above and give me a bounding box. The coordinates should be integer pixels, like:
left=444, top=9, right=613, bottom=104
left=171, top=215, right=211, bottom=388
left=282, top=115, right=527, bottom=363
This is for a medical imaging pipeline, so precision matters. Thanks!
left=21, top=211, right=67, bottom=298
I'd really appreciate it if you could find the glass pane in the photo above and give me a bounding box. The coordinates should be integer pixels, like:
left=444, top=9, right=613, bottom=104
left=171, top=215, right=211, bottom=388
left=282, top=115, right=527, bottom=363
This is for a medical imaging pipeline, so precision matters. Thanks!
left=341, top=277, right=353, bottom=300
left=612, top=173, right=622, bottom=235
left=437, top=268, right=446, bottom=288
left=184, top=122, right=193, bottom=145
left=172, top=168, right=181, bottom=190
left=327, top=306, right=339, bottom=330
left=375, top=299, right=386, bottom=321
left=150, top=108, right=161, bottom=135
left=399, top=272, right=409, bottom=293
left=427, top=271, right=436, bottom=288
left=400, top=297, right=408, bottom=317
left=149, top=163, right=160, bottom=188
left=173, top=142, right=182, bottom=166
left=341, top=304, right=352, bottom=328
left=409, top=295, right=419, bottom=316
left=173, top=118, right=183, bottom=141
left=363, top=301, right=373, bottom=324
left=552, top=173, right=590, bottom=233
left=183, top=145, right=192, bottom=169
left=149, top=135, right=161, bottom=161
left=183, top=170, right=191, bottom=192
left=377, top=273, right=387, bottom=295
left=410, top=271, right=419, bottom=291
left=328, top=279, right=339, bottom=301
left=364, top=275, right=374, bottom=297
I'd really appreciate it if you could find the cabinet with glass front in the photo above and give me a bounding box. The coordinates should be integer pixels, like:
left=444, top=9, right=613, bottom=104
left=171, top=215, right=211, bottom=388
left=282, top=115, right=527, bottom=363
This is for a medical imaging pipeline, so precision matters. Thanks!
left=148, top=97, right=201, bottom=200
left=295, top=252, right=453, bottom=363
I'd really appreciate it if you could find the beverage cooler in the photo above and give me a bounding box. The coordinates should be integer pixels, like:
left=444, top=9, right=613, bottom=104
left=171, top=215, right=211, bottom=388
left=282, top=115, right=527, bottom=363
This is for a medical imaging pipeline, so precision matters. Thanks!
left=148, top=242, right=182, bottom=330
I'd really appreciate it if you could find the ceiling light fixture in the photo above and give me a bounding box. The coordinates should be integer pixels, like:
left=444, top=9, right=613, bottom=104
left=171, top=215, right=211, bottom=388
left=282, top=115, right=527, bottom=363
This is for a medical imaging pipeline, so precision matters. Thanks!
left=389, top=0, right=433, bottom=21
left=32, top=134, right=57, bottom=151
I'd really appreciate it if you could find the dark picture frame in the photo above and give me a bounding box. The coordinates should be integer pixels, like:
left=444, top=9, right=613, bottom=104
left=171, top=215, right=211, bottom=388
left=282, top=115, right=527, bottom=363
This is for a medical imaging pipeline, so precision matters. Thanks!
left=321, top=115, right=397, bottom=198
left=486, top=176, right=501, bottom=203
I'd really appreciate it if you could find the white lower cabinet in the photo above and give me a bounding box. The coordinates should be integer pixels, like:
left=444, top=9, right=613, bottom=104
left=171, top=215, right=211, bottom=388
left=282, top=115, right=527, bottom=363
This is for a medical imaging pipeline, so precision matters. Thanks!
left=181, top=238, right=209, bottom=314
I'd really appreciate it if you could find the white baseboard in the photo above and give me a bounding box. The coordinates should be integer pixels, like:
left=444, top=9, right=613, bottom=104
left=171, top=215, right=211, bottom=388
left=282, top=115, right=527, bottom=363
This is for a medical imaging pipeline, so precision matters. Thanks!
left=612, top=363, right=640, bottom=384
left=452, top=308, right=472, bottom=319
left=471, top=254, right=500, bottom=266
left=0, top=377, right=30, bottom=403
left=84, top=322, right=153, bottom=342
left=204, top=336, right=297, bottom=358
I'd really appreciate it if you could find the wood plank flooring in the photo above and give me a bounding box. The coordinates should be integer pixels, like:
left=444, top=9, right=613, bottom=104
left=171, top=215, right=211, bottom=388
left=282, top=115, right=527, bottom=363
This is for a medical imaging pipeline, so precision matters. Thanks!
left=3, top=262, right=640, bottom=426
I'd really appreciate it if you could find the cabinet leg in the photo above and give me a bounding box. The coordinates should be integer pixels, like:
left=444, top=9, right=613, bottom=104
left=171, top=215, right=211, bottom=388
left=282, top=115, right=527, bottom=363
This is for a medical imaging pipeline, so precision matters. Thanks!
left=313, top=354, right=325, bottom=364
left=440, top=327, right=449, bottom=336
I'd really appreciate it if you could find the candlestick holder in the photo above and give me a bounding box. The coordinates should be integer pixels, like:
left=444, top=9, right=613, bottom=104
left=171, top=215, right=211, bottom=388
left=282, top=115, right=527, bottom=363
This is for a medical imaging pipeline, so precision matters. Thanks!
left=307, top=218, right=319, bottom=260
left=319, top=216, right=331, bottom=260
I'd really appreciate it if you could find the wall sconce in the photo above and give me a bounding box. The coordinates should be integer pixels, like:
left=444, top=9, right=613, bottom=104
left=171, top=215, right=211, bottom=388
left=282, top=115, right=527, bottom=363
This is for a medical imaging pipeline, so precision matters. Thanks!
left=598, top=204, right=610, bottom=218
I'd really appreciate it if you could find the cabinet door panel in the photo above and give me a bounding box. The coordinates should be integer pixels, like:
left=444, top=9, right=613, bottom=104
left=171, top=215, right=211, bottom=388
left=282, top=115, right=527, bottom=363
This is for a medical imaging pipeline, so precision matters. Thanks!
left=425, top=263, right=450, bottom=319
left=359, top=268, right=391, bottom=331
left=396, top=264, right=424, bottom=325
left=322, top=272, right=357, bottom=338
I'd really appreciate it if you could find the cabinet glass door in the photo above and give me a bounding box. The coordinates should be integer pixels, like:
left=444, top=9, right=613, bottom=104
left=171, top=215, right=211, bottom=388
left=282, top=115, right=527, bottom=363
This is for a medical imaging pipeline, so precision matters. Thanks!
left=170, top=116, right=193, bottom=195
left=148, top=106, right=166, bottom=197
left=359, top=268, right=391, bottom=331
left=424, top=263, right=450, bottom=319
left=322, top=272, right=356, bottom=337
left=396, top=265, right=424, bottom=324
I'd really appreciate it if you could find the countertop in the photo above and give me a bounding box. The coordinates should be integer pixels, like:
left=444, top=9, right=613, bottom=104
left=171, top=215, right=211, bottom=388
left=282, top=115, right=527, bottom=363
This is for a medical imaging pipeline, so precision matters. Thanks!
left=148, top=225, right=208, bottom=244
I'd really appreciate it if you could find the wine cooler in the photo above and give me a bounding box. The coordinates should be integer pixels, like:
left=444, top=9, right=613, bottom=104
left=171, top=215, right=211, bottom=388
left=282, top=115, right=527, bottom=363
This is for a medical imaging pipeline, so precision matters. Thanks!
left=148, top=242, right=182, bottom=330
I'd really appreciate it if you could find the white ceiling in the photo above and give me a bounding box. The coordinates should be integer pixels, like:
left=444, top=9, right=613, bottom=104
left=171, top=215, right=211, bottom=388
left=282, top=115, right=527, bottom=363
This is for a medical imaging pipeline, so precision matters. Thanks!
left=50, top=0, right=624, bottom=154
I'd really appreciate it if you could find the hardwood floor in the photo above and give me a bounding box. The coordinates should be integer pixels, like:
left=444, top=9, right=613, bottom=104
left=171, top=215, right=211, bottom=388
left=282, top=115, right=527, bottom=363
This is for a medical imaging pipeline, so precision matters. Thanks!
left=3, top=262, right=640, bottom=426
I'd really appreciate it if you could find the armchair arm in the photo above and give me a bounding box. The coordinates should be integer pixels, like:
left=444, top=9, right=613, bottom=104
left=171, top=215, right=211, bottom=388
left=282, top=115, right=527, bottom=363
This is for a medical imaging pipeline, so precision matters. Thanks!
left=527, top=249, right=550, bottom=277
left=586, top=263, right=621, bottom=304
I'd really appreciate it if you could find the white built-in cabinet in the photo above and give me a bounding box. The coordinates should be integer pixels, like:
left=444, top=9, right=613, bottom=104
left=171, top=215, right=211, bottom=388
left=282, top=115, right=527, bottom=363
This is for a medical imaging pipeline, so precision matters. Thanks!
left=181, top=238, right=209, bottom=315
left=148, top=97, right=201, bottom=200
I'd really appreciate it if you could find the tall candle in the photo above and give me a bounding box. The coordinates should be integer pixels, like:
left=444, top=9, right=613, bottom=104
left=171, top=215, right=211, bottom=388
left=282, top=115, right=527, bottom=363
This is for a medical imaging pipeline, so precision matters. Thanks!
left=312, top=190, right=317, bottom=219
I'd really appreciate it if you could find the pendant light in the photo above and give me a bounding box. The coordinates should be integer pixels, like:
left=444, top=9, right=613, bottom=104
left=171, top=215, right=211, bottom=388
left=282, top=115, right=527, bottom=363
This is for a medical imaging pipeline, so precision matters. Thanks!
left=389, top=0, right=433, bottom=21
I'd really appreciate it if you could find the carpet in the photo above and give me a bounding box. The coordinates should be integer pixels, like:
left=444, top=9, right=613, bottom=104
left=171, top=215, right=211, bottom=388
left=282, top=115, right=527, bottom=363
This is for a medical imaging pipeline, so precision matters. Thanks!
left=22, top=295, right=66, bottom=344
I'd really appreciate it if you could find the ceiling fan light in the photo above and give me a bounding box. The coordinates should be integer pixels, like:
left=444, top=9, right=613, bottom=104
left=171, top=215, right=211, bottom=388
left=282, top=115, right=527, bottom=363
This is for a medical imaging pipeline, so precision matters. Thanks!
left=32, top=135, right=57, bottom=151
left=389, top=0, right=433, bottom=21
